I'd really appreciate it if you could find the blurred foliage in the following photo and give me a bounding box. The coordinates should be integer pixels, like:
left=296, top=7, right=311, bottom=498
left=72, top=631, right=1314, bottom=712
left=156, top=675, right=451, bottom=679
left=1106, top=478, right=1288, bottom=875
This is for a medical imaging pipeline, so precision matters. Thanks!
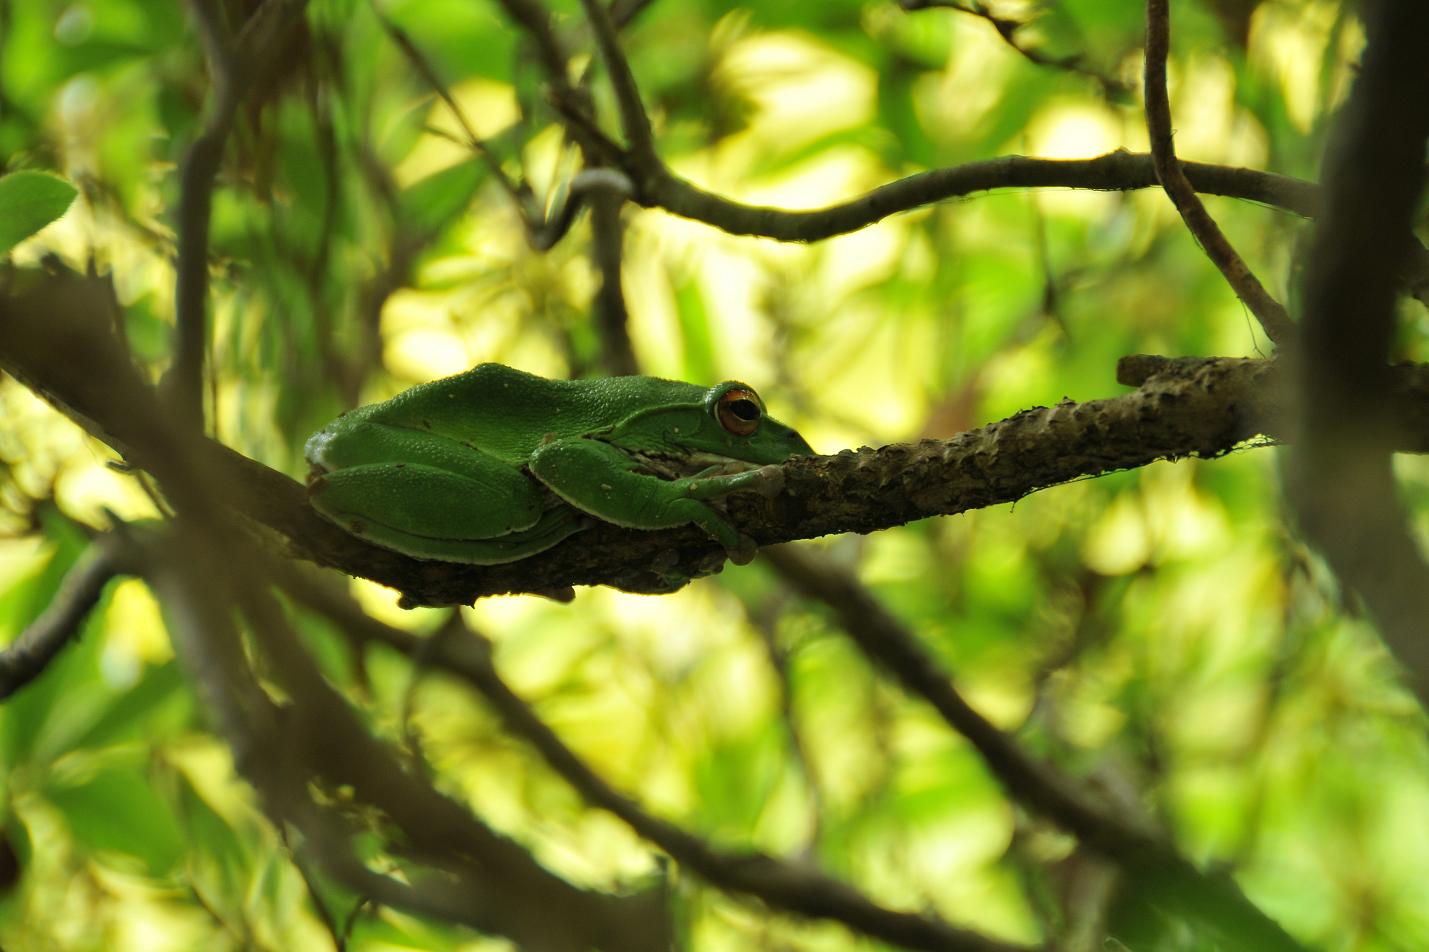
left=1, top=0, right=1427, bottom=950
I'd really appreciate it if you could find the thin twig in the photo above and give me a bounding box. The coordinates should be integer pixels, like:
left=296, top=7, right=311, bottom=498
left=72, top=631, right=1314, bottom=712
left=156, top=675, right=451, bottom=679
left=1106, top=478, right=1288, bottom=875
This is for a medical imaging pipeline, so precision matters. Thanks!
left=493, top=0, right=575, bottom=97
left=576, top=0, right=658, bottom=164
left=171, top=0, right=240, bottom=429
left=528, top=168, right=634, bottom=251
left=372, top=7, right=531, bottom=210
left=1143, top=0, right=1295, bottom=345
left=492, top=0, right=616, bottom=163
left=900, top=0, right=1129, bottom=99
left=0, top=532, right=133, bottom=699
left=495, top=0, right=643, bottom=367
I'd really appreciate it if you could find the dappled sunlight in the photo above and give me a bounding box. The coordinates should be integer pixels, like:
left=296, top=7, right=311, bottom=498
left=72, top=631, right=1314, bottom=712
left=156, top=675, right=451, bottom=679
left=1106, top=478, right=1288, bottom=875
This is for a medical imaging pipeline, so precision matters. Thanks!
left=719, top=31, right=877, bottom=155
left=1025, top=101, right=1122, bottom=159
left=1252, top=0, right=1361, bottom=134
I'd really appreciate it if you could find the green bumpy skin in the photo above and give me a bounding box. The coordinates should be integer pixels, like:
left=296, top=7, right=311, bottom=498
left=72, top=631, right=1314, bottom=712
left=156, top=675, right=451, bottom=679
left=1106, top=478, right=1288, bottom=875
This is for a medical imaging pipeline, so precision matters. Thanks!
left=304, top=363, right=814, bottom=565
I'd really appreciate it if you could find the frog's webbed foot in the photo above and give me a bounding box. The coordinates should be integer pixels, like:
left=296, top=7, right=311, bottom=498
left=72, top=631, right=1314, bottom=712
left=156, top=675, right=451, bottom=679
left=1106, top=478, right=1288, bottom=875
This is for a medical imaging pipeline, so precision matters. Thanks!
left=685, top=463, right=785, bottom=501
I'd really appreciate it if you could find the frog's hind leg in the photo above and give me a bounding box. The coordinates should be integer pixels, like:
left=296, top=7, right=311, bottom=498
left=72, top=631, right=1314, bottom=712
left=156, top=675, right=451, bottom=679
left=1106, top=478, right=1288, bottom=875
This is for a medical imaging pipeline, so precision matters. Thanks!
left=309, top=463, right=585, bottom=563
left=337, top=515, right=586, bottom=564
left=310, top=462, right=543, bottom=536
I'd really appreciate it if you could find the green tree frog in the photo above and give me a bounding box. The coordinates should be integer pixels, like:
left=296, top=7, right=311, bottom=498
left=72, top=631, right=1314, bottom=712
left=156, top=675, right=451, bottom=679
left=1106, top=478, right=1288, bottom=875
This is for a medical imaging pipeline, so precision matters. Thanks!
left=304, top=363, right=813, bottom=565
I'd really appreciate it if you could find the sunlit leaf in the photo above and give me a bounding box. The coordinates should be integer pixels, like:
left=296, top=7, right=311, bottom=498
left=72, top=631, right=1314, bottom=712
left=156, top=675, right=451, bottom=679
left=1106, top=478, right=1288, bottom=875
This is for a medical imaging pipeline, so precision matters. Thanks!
left=0, top=172, right=76, bottom=255
left=399, top=157, right=486, bottom=238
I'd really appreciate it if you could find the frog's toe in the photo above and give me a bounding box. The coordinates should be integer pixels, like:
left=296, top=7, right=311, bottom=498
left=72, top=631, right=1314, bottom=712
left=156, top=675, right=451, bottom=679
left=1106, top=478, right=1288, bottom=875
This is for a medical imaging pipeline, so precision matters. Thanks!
left=726, top=533, right=759, bottom=566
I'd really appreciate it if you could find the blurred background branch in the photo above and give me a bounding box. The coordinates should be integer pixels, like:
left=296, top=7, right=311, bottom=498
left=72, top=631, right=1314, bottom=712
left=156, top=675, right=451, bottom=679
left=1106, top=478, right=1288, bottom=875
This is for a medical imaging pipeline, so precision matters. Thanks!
left=1286, top=0, right=1429, bottom=709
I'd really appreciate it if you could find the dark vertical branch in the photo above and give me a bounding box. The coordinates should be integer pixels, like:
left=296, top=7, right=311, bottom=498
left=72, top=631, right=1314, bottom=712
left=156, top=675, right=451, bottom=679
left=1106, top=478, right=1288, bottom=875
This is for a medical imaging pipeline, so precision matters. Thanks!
left=171, top=0, right=313, bottom=428
left=171, top=0, right=240, bottom=430
left=574, top=0, right=649, bottom=374
left=589, top=191, right=639, bottom=375
left=493, top=0, right=643, bottom=373
left=1287, top=0, right=1429, bottom=706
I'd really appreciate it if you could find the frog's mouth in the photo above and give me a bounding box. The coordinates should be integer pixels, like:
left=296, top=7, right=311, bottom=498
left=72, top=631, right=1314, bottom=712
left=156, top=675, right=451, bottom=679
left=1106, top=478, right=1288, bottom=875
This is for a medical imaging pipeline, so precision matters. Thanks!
left=632, top=450, right=761, bottom=481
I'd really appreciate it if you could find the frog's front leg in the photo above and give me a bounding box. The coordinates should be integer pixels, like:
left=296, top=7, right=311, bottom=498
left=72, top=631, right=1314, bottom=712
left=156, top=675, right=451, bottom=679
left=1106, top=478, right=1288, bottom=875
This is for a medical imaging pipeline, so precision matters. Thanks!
left=527, top=437, right=775, bottom=563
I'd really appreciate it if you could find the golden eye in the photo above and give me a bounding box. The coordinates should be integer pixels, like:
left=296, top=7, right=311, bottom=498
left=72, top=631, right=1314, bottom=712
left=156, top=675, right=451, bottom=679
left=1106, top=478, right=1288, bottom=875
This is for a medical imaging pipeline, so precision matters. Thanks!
left=716, top=387, right=763, bottom=436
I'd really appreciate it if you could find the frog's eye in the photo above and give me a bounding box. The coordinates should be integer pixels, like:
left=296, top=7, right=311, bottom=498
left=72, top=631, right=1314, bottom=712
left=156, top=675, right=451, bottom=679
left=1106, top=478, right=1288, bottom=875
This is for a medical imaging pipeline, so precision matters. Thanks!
left=716, top=388, right=763, bottom=436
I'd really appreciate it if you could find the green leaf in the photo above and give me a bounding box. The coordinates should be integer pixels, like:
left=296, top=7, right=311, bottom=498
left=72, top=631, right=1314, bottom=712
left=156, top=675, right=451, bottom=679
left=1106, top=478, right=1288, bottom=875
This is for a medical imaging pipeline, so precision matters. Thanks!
left=174, top=771, right=253, bottom=907
left=44, top=764, right=186, bottom=877
left=672, top=272, right=717, bottom=384
left=64, top=661, right=187, bottom=754
left=399, top=157, right=486, bottom=237
left=0, top=171, right=77, bottom=255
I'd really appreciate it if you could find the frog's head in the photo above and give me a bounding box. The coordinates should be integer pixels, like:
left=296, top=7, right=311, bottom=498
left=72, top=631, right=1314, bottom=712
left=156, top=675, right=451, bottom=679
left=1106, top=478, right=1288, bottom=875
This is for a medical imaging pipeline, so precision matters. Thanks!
left=699, top=381, right=814, bottom=463
left=610, top=380, right=814, bottom=464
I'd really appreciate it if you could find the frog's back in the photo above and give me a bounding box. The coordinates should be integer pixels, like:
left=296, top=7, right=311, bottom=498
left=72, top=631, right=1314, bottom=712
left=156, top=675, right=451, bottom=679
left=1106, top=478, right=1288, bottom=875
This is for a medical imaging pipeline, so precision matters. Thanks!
left=365, top=363, right=707, bottom=462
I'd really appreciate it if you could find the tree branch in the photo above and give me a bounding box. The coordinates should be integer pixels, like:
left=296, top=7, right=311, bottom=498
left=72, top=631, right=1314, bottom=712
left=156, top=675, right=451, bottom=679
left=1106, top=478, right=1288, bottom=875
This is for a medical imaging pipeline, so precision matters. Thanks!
left=576, top=0, right=658, bottom=165
left=373, top=10, right=530, bottom=211
left=0, top=533, right=134, bottom=699
left=171, top=0, right=240, bottom=428
left=483, top=0, right=1429, bottom=311
left=589, top=189, right=640, bottom=375
left=170, top=0, right=312, bottom=427
left=899, top=0, right=1130, bottom=99
left=276, top=568, right=1037, bottom=952
left=8, top=273, right=1429, bottom=604
left=638, top=151, right=1330, bottom=243
left=764, top=547, right=1306, bottom=952
left=144, top=523, right=667, bottom=951
left=1286, top=0, right=1429, bottom=709
left=1142, top=0, right=1295, bottom=345
left=239, top=579, right=671, bottom=951
left=493, top=0, right=642, bottom=374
